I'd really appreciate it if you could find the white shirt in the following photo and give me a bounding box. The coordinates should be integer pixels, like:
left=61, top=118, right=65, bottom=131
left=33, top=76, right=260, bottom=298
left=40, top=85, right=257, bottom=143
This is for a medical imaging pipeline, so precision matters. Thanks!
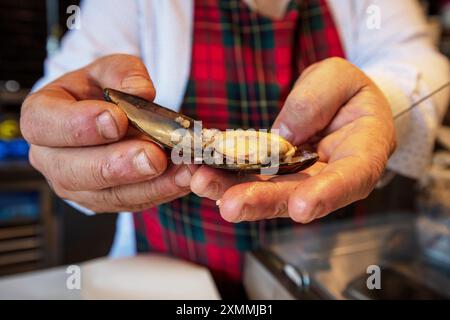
left=34, top=0, right=450, bottom=258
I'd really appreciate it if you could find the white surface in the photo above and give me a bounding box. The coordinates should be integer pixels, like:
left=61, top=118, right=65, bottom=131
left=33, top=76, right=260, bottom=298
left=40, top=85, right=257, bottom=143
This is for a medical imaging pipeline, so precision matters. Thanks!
left=0, top=255, right=220, bottom=300
left=81, top=255, right=220, bottom=300
left=33, top=0, right=450, bottom=258
left=0, top=266, right=82, bottom=300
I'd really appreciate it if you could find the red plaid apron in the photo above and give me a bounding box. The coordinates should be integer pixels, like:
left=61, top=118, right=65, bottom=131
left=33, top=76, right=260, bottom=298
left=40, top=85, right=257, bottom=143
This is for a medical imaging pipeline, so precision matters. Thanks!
left=134, top=0, right=345, bottom=289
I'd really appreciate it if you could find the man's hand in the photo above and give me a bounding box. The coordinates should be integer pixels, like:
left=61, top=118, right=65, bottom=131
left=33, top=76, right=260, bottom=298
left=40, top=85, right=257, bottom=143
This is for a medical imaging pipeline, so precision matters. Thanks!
left=190, top=57, right=396, bottom=223
left=21, top=54, right=196, bottom=213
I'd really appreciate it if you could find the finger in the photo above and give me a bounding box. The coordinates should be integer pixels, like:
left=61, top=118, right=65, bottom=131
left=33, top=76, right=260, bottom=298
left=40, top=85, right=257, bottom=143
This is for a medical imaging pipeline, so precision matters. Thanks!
left=218, top=174, right=309, bottom=222
left=272, top=57, right=370, bottom=145
left=314, top=122, right=354, bottom=163
left=21, top=54, right=154, bottom=147
left=217, top=162, right=325, bottom=222
left=58, top=165, right=197, bottom=213
left=86, top=54, right=155, bottom=101
left=21, top=93, right=129, bottom=147
left=29, top=139, right=168, bottom=191
left=288, top=118, right=394, bottom=223
left=190, top=160, right=325, bottom=210
left=322, top=85, right=394, bottom=138
left=190, top=165, right=262, bottom=200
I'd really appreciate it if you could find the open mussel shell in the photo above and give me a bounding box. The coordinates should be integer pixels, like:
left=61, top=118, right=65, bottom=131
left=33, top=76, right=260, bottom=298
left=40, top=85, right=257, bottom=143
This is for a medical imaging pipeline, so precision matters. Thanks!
left=207, top=149, right=318, bottom=175
left=104, top=88, right=319, bottom=175
left=104, top=88, right=195, bottom=149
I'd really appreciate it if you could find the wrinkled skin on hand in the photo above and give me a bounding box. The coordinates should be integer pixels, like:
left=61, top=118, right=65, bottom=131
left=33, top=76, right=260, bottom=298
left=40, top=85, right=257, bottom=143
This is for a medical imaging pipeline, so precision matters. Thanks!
left=21, top=54, right=197, bottom=213
left=21, top=55, right=395, bottom=222
left=189, top=57, right=396, bottom=223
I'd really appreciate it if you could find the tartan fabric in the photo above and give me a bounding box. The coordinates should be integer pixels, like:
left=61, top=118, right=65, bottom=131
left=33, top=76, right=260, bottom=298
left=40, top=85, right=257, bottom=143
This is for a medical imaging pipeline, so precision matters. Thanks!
left=134, top=0, right=345, bottom=284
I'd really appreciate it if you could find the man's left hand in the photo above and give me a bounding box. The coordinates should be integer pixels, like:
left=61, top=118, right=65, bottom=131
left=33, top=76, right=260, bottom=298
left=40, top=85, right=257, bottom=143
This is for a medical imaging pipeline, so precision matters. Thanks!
left=190, top=57, right=396, bottom=223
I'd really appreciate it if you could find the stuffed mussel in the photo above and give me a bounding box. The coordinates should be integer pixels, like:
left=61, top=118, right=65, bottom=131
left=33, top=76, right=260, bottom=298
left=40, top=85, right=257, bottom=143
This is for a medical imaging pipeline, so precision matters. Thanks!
left=104, top=88, right=318, bottom=175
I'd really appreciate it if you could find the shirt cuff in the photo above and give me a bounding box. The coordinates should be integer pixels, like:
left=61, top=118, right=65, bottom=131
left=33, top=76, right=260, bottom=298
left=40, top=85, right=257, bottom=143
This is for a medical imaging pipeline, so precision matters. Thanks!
left=364, top=64, right=438, bottom=180
left=65, top=199, right=96, bottom=216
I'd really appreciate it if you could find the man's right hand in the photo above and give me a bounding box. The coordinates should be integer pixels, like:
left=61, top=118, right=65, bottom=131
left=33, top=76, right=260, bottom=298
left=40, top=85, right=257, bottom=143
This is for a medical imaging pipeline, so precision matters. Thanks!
left=21, top=54, right=196, bottom=212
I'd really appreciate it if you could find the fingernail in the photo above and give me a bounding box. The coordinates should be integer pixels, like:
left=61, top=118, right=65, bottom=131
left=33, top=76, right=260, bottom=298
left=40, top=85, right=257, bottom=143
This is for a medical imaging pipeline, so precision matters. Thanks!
left=216, top=199, right=222, bottom=206
left=121, top=75, right=152, bottom=90
left=96, top=111, right=119, bottom=140
left=279, top=123, right=293, bottom=141
left=134, top=151, right=156, bottom=176
left=175, top=167, right=192, bottom=188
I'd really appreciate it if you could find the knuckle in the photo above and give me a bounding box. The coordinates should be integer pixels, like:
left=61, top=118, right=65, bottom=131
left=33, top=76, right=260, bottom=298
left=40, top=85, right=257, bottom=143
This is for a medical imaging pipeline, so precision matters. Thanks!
left=372, top=156, right=386, bottom=183
left=93, top=150, right=131, bottom=188
left=357, top=155, right=385, bottom=200
left=287, top=92, right=327, bottom=124
left=63, top=113, right=90, bottom=145
left=358, top=177, right=373, bottom=199
left=76, top=194, right=109, bottom=213
left=101, top=54, right=146, bottom=73
left=51, top=154, right=72, bottom=190
left=267, top=184, right=288, bottom=219
left=66, top=160, right=82, bottom=190
left=117, top=53, right=144, bottom=66
left=126, top=54, right=145, bottom=66
left=287, top=92, right=317, bottom=116
left=51, top=182, right=70, bottom=200
left=104, top=188, right=130, bottom=209
left=45, top=151, right=82, bottom=192
left=325, top=57, right=367, bottom=83
left=330, top=169, right=356, bottom=204
left=286, top=95, right=308, bottom=115
left=28, top=146, right=59, bottom=186
left=93, top=157, right=114, bottom=188
left=369, top=155, right=386, bottom=185
left=326, top=57, right=355, bottom=74
left=28, top=147, right=75, bottom=195
left=326, top=56, right=347, bottom=67
left=272, top=200, right=288, bottom=219
left=144, top=180, right=163, bottom=200
left=106, top=53, right=138, bottom=62
left=370, top=155, right=385, bottom=180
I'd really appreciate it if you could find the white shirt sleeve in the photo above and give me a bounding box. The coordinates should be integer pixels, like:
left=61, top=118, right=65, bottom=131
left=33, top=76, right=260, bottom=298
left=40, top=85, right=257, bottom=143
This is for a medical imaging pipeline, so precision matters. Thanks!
left=33, top=0, right=141, bottom=90
left=32, top=0, right=142, bottom=258
left=330, top=0, right=450, bottom=179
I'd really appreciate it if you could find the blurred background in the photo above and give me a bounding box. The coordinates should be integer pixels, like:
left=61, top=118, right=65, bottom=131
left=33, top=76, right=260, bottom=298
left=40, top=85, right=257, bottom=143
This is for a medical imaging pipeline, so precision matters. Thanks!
left=0, top=0, right=449, bottom=295
left=0, top=0, right=117, bottom=277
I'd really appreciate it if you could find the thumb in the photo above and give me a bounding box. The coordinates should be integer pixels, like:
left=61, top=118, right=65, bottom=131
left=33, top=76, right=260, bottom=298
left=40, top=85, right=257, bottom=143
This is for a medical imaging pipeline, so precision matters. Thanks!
left=272, top=57, right=367, bottom=146
left=87, top=54, right=156, bottom=101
